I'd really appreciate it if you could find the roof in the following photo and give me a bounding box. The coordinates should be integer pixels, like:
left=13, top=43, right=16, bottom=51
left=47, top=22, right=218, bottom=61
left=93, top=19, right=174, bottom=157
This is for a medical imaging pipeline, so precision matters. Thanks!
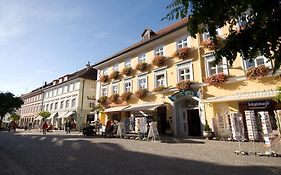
left=93, top=18, right=188, bottom=67
left=204, top=89, right=280, bottom=103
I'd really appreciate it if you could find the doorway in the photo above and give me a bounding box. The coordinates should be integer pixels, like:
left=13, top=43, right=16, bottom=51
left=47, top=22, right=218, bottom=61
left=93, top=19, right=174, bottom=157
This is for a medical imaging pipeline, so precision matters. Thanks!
left=180, top=108, right=201, bottom=136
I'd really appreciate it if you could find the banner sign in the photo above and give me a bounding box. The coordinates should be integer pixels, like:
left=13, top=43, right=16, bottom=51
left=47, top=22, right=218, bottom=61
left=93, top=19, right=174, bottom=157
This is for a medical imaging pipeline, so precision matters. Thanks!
left=168, top=90, right=198, bottom=102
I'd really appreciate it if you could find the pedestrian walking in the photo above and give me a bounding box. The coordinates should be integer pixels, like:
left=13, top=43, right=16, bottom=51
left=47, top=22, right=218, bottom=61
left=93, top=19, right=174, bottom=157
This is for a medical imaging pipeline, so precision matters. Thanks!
left=65, top=121, right=71, bottom=134
left=42, top=122, right=48, bottom=135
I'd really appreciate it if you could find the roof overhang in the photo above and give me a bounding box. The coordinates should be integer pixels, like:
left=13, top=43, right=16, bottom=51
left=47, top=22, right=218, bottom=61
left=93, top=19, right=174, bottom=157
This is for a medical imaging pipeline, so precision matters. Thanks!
left=123, top=103, right=164, bottom=111
left=104, top=105, right=130, bottom=113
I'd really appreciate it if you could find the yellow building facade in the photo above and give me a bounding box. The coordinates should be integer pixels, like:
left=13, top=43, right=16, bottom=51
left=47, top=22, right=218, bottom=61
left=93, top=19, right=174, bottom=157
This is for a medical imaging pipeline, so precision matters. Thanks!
left=93, top=19, right=281, bottom=139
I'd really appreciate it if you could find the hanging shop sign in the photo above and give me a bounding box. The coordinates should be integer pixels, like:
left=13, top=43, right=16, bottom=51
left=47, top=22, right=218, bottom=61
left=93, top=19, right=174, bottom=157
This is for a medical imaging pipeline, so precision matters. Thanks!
left=247, top=100, right=271, bottom=110
left=168, top=90, right=198, bottom=102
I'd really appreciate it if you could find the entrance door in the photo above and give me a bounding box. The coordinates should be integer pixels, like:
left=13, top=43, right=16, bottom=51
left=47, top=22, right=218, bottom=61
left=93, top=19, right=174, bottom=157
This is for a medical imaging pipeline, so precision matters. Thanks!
left=180, top=109, right=189, bottom=135
left=187, top=109, right=201, bottom=136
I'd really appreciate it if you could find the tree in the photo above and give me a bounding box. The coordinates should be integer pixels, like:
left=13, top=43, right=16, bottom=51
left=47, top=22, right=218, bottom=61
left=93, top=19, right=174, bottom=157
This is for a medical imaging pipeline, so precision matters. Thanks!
left=9, top=114, right=21, bottom=121
left=163, top=0, right=281, bottom=72
left=38, top=111, right=51, bottom=121
left=0, top=92, right=24, bottom=128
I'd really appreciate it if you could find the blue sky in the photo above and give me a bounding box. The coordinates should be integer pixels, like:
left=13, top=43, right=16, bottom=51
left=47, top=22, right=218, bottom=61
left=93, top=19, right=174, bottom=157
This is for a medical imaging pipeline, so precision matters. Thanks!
left=0, top=0, right=177, bottom=96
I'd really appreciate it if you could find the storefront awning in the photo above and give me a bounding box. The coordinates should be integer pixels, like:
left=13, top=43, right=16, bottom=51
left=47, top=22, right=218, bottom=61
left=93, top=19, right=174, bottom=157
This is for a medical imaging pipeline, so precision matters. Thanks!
left=104, top=106, right=130, bottom=113
left=204, top=89, right=279, bottom=103
left=34, top=115, right=42, bottom=120
left=57, top=111, right=69, bottom=119
left=46, top=112, right=58, bottom=120
left=123, top=103, right=164, bottom=111
left=64, top=111, right=76, bottom=118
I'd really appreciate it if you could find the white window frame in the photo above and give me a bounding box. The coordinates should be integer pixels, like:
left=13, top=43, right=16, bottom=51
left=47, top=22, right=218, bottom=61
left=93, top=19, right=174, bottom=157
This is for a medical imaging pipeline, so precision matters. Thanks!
left=124, top=58, right=131, bottom=68
left=71, top=98, right=76, bottom=108
left=177, top=61, right=194, bottom=82
left=154, top=70, right=167, bottom=87
left=124, top=79, right=132, bottom=92
left=60, top=101, right=64, bottom=109
left=202, top=28, right=222, bottom=41
left=177, top=36, right=189, bottom=49
left=205, top=54, right=228, bottom=77
left=138, top=75, right=148, bottom=89
left=155, top=46, right=164, bottom=56
left=101, top=86, right=108, bottom=97
left=243, top=55, right=272, bottom=70
left=54, top=102, right=58, bottom=110
left=113, top=64, right=119, bottom=72
left=112, top=83, right=119, bottom=94
left=103, top=68, right=109, bottom=75
left=65, top=100, right=70, bottom=109
left=138, top=54, right=146, bottom=63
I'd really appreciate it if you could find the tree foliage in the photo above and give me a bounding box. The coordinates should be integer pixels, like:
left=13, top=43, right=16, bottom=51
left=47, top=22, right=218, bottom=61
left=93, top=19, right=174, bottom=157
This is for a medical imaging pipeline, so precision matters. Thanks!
left=38, top=111, right=51, bottom=118
left=163, top=0, right=281, bottom=72
left=0, top=92, right=23, bottom=127
left=9, top=114, right=21, bottom=121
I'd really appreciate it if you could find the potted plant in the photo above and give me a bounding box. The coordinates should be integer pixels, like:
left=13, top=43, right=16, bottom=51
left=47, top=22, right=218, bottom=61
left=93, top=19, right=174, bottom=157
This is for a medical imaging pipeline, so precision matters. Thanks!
left=153, top=85, right=167, bottom=93
left=246, top=65, right=270, bottom=79
left=152, top=55, right=166, bottom=67
left=203, top=120, right=213, bottom=139
left=205, top=73, right=228, bottom=86
left=176, top=80, right=191, bottom=90
left=122, top=67, right=134, bottom=76
left=109, top=71, right=120, bottom=80
left=99, top=75, right=110, bottom=83
left=174, top=47, right=191, bottom=60
left=135, top=62, right=149, bottom=72
left=98, top=96, right=108, bottom=106
left=135, top=89, right=148, bottom=99
left=202, top=36, right=224, bottom=50
left=121, top=92, right=132, bottom=101
left=109, top=94, right=120, bottom=103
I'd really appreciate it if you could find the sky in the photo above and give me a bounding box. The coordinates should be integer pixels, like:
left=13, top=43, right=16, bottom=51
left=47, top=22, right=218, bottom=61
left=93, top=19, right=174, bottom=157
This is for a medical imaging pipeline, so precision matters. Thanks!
left=0, top=0, right=177, bottom=96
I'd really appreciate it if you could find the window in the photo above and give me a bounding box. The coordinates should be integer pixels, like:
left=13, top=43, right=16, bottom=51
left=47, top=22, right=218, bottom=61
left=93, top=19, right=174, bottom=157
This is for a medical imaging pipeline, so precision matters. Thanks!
left=124, top=80, right=132, bottom=92
left=112, top=84, right=118, bottom=94
left=125, top=58, right=131, bottom=67
left=54, top=89, right=57, bottom=96
left=50, top=103, right=53, bottom=111
left=155, top=47, right=164, bottom=56
left=58, top=87, right=62, bottom=95
left=101, top=86, right=108, bottom=96
left=177, top=37, right=188, bottom=49
left=205, top=54, right=228, bottom=76
left=50, top=90, right=53, bottom=97
left=54, top=102, right=58, bottom=110
left=71, top=99, right=76, bottom=108
left=155, top=71, right=167, bottom=87
left=67, top=85, right=70, bottom=92
left=244, top=56, right=271, bottom=69
left=103, top=68, right=108, bottom=75
left=138, top=54, right=146, bottom=63
left=46, top=104, right=49, bottom=111
left=75, top=82, right=80, bottom=90
left=177, top=62, right=193, bottom=81
left=60, top=101, right=64, bottom=109
left=202, top=29, right=221, bottom=41
left=138, top=76, right=147, bottom=89
left=113, top=64, right=119, bottom=71
left=65, top=100, right=70, bottom=109
left=70, top=84, right=74, bottom=91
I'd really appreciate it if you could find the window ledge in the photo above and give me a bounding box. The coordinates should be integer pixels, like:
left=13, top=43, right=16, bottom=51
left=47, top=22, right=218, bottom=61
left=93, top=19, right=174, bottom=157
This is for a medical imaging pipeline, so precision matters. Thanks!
left=112, top=79, right=121, bottom=83
left=124, top=76, right=134, bottom=80
left=153, top=66, right=168, bottom=72
left=137, top=71, right=149, bottom=77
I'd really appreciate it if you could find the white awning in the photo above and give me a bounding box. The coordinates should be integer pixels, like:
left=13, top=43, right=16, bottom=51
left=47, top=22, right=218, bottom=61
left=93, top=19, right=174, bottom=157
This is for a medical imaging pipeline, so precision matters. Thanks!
left=46, top=112, right=58, bottom=120
left=57, top=111, right=69, bottom=119
left=104, top=106, right=130, bottom=113
left=205, top=89, right=279, bottom=103
left=64, top=111, right=76, bottom=118
left=123, top=103, right=164, bottom=111
left=34, top=115, right=42, bottom=120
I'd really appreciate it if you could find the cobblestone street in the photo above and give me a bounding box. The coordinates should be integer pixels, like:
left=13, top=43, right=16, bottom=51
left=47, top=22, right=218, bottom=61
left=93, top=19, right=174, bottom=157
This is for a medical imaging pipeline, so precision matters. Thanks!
left=0, top=130, right=281, bottom=175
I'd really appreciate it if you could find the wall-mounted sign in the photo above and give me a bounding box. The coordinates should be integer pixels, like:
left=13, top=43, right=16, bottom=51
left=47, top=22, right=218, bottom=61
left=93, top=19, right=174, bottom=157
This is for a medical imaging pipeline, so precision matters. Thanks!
left=247, top=101, right=271, bottom=109
left=168, top=90, right=198, bottom=102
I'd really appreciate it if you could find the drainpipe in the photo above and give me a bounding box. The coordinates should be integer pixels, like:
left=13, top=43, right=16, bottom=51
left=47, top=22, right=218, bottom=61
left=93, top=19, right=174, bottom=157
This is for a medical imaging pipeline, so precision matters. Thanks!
left=80, top=78, right=86, bottom=130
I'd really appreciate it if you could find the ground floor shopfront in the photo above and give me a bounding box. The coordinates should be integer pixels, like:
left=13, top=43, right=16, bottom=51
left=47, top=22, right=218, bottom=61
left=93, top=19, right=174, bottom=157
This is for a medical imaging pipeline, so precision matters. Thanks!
left=205, top=91, right=281, bottom=142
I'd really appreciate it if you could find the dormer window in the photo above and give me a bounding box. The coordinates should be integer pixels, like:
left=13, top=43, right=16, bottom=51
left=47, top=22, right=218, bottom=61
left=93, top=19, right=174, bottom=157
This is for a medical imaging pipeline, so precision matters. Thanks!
left=113, top=64, right=119, bottom=71
left=141, top=28, right=157, bottom=42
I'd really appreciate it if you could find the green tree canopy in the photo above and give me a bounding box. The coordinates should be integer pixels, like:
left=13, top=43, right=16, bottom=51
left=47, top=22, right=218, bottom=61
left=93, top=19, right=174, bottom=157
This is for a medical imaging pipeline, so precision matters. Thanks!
left=38, top=111, right=51, bottom=118
left=163, top=0, right=281, bottom=72
left=9, top=114, right=21, bottom=121
left=0, top=92, right=23, bottom=127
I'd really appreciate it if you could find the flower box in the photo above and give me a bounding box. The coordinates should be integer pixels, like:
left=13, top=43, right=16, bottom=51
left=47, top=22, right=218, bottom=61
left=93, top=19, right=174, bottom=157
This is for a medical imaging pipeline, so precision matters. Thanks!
left=174, top=47, right=191, bottom=60
left=205, top=73, right=228, bottom=86
left=202, top=36, right=224, bottom=50
left=109, top=94, right=120, bottom=103
left=121, top=92, right=132, bottom=101
left=153, top=86, right=167, bottom=92
left=176, top=80, right=191, bottom=90
left=109, top=71, right=120, bottom=80
left=152, top=56, right=166, bottom=67
left=99, top=75, right=110, bottom=83
left=246, top=65, right=270, bottom=79
left=135, top=89, right=148, bottom=99
left=122, top=67, right=134, bottom=76
left=98, top=96, right=108, bottom=106
left=136, top=62, right=149, bottom=72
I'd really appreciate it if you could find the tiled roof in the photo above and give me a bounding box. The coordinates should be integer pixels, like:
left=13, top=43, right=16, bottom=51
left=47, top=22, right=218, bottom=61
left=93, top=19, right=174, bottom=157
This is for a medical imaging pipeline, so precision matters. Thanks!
left=93, top=18, right=188, bottom=67
left=205, top=89, right=279, bottom=103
